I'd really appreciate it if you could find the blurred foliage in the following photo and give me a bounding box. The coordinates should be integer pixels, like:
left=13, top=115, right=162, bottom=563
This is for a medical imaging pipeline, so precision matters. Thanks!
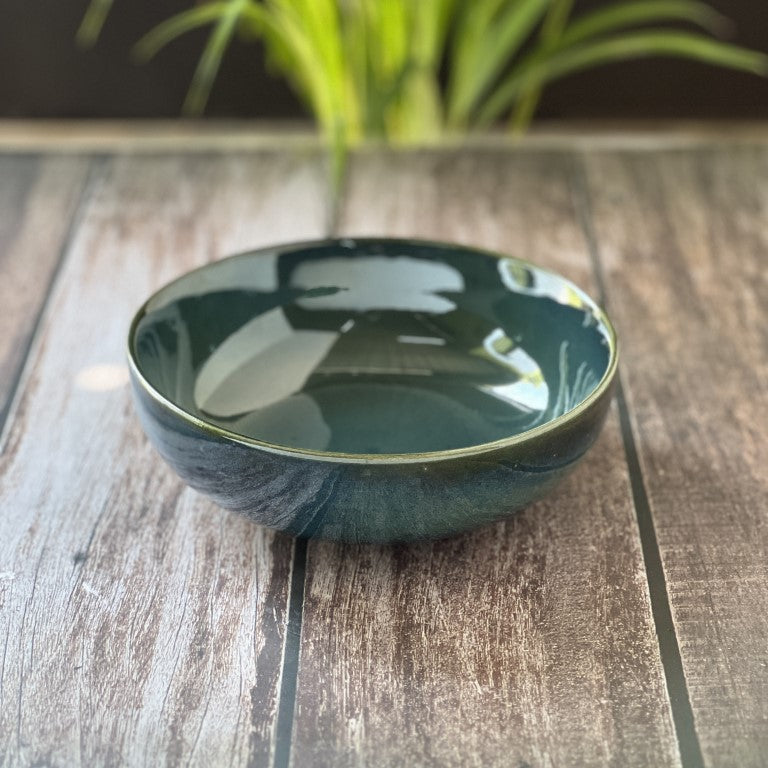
left=79, top=0, right=767, bottom=161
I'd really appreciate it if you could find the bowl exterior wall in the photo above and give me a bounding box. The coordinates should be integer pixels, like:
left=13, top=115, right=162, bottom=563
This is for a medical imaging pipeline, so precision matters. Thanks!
left=130, top=373, right=614, bottom=543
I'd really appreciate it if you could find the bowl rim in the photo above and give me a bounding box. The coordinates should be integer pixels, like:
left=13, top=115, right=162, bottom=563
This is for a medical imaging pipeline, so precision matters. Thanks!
left=127, top=236, right=619, bottom=465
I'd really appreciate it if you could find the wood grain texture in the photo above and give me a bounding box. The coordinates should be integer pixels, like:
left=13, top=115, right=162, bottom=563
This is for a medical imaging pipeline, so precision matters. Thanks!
left=580, top=147, right=768, bottom=768
left=290, top=150, right=680, bottom=768
left=0, top=151, right=327, bottom=767
left=0, top=154, right=92, bottom=416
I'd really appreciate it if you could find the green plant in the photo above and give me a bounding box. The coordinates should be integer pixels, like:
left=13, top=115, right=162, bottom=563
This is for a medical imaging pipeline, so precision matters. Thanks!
left=79, top=0, right=767, bottom=151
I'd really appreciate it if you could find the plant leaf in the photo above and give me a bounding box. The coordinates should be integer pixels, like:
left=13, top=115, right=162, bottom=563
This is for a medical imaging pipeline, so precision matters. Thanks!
left=448, top=0, right=551, bottom=127
left=76, top=0, right=115, bottom=46
left=479, top=30, right=768, bottom=126
left=182, top=0, right=251, bottom=115
left=396, top=0, right=457, bottom=141
left=511, top=0, right=573, bottom=138
left=340, top=0, right=370, bottom=132
left=254, top=4, right=334, bottom=126
left=255, top=1, right=355, bottom=142
left=511, top=0, right=722, bottom=132
left=133, top=3, right=231, bottom=62
left=558, top=0, right=728, bottom=48
left=450, top=0, right=506, bottom=90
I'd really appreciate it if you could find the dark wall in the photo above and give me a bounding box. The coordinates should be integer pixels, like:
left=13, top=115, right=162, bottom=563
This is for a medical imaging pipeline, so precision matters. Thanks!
left=2, top=0, right=767, bottom=120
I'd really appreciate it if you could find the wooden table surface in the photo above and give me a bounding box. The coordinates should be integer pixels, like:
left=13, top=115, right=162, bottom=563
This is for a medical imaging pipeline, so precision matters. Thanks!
left=0, top=125, right=766, bottom=768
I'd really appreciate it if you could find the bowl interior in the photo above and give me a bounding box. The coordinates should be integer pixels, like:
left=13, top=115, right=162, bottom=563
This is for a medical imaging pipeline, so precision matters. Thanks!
left=131, top=240, right=613, bottom=455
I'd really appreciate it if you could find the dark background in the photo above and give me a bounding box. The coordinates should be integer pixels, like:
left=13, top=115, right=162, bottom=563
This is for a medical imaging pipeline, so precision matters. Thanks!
left=2, top=0, right=767, bottom=120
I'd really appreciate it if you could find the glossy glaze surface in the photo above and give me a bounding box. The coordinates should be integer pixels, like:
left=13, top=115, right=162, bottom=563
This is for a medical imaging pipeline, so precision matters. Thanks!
left=133, top=239, right=612, bottom=456
left=128, top=239, right=617, bottom=541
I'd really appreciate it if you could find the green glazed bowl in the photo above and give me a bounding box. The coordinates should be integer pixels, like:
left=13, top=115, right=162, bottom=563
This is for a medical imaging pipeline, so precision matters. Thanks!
left=128, top=238, right=618, bottom=543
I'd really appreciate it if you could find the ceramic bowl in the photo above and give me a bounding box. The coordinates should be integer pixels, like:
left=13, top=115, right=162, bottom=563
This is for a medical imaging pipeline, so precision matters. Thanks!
left=128, top=238, right=618, bottom=543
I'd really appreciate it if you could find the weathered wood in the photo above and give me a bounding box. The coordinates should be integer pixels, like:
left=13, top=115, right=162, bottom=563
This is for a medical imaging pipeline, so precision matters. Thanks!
left=0, top=152, right=327, bottom=767
left=4, top=121, right=768, bottom=153
left=0, top=154, right=92, bottom=417
left=581, top=147, right=768, bottom=768
left=7, top=136, right=765, bottom=768
left=290, top=150, right=680, bottom=767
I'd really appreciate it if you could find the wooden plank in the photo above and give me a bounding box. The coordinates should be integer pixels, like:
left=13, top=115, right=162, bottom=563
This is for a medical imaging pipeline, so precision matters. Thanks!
left=0, top=151, right=327, bottom=767
left=580, top=147, right=768, bottom=768
left=4, top=121, right=768, bottom=153
left=290, top=150, right=680, bottom=767
left=0, top=154, right=92, bottom=417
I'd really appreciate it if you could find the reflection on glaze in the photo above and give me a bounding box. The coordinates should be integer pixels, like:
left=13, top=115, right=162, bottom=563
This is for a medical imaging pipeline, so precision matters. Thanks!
left=146, top=251, right=281, bottom=313
left=134, top=242, right=610, bottom=455
left=194, top=307, right=338, bottom=416
left=498, top=258, right=595, bottom=320
left=291, top=255, right=464, bottom=313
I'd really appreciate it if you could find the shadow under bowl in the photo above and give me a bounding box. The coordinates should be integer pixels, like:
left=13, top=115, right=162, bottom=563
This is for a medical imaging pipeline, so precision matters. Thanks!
left=128, top=238, right=618, bottom=543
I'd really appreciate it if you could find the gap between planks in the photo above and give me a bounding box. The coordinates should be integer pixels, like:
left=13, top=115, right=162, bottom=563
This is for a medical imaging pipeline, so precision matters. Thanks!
left=0, top=155, right=94, bottom=427
left=0, top=150, right=328, bottom=768
left=288, top=149, right=680, bottom=768
left=569, top=155, right=705, bottom=768
left=0, top=156, right=105, bottom=441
